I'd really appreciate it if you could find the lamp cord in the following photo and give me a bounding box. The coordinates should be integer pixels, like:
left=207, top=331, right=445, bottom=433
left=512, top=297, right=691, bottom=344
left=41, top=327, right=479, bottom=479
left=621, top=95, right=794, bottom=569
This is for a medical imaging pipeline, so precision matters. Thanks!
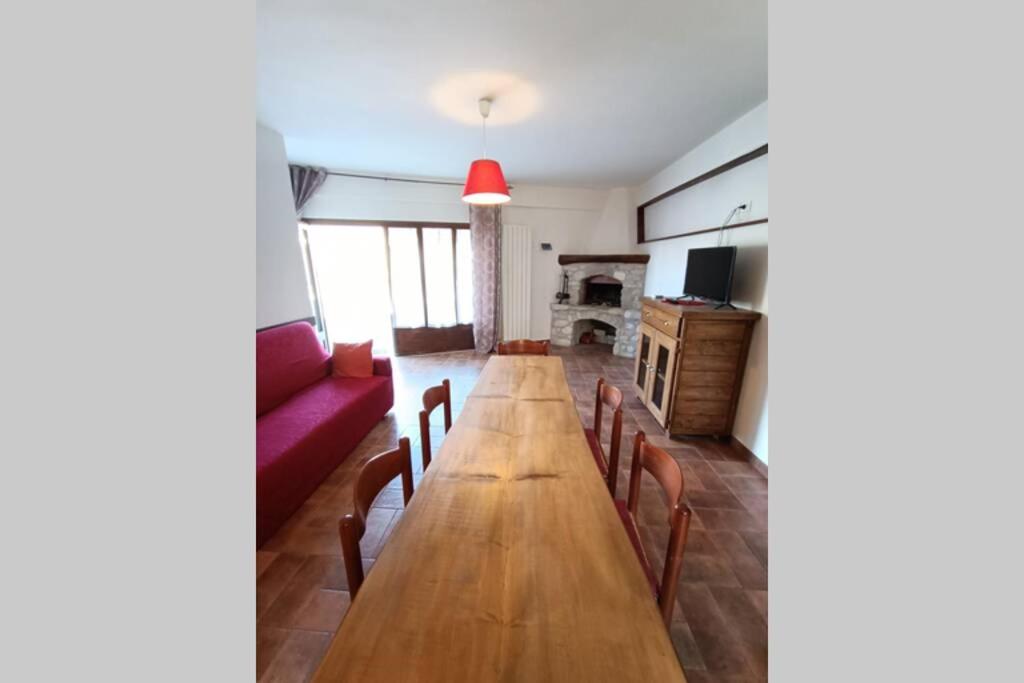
left=718, top=204, right=747, bottom=247
left=482, top=115, right=488, bottom=159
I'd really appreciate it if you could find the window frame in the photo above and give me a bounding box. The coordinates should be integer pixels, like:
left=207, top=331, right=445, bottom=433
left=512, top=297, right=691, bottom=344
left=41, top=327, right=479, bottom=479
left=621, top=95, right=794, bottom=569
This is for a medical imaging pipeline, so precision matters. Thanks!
left=301, top=218, right=471, bottom=330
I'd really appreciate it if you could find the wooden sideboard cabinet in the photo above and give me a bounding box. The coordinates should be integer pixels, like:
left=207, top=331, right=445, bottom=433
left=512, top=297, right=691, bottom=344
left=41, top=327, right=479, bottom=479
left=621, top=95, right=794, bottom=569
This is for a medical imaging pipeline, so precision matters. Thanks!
left=633, top=297, right=761, bottom=438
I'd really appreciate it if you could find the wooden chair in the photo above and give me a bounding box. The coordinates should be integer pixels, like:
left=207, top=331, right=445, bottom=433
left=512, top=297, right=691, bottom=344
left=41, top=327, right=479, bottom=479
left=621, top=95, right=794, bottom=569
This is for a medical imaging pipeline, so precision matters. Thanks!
left=615, top=430, right=693, bottom=626
left=419, top=379, right=452, bottom=471
left=338, top=437, right=414, bottom=599
left=496, top=339, right=550, bottom=356
left=583, top=377, right=624, bottom=496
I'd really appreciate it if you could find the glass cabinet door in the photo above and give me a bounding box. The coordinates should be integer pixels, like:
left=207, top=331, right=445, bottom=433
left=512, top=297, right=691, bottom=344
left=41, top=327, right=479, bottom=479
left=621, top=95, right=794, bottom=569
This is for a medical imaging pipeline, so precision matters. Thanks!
left=648, top=330, right=679, bottom=426
left=633, top=324, right=655, bottom=400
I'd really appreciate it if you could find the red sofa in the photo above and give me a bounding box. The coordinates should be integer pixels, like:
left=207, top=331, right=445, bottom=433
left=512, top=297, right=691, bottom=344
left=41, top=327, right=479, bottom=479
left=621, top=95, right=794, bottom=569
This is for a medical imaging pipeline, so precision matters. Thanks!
left=257, top=322, right=394, bottom=547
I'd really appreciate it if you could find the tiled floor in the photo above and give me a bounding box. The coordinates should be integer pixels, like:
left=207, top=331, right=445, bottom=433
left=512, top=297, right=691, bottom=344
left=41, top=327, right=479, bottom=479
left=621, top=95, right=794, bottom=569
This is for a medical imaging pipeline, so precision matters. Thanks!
left=256, top=345, right=768, bottom=682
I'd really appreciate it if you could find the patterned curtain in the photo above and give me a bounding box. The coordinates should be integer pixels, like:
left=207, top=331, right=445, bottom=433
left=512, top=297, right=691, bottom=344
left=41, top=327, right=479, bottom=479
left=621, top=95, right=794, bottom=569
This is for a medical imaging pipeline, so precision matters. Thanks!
left=289, top=165, right=327, bottom=215
left=470, top=205, right=502, bottom=353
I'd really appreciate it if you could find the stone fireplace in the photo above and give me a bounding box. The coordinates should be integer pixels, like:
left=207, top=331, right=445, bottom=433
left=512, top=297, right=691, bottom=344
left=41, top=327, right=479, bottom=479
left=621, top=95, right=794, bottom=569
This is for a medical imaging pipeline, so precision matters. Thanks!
left=550, top=254, right=649, bottom=358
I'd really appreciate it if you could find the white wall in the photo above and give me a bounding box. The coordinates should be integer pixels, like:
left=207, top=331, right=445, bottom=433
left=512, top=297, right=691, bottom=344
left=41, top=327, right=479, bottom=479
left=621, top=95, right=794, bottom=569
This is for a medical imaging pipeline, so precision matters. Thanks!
left=633, top=101, right=769, bottom=465
left=256, top=123, right=313, bottom=328
left=302, top=176, right=631, bottom=339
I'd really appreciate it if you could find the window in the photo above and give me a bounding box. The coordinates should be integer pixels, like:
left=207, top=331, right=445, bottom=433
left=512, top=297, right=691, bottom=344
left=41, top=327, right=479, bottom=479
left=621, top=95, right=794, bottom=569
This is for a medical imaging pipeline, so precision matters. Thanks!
left=305, top=224, right=394, bottom=353
left=304, top=221, right=474, bottom=354
left=384, top=225, right=473, bottom=329
left=386, top=228, right=425, bottom=328
left=455, top=229, right=474, bottom=325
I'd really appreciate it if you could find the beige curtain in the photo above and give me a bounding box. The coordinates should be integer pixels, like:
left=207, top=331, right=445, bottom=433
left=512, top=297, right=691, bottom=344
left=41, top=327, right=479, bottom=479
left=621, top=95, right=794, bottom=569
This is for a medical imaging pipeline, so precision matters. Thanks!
left=470, top=205, right=501, bottom=353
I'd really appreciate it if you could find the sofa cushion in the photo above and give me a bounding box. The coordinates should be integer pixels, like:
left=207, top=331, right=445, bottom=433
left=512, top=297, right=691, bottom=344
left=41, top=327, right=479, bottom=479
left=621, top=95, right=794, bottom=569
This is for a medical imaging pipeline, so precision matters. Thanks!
left=257, top=374, right=394, bottom=546
left=331, top=340, right=373, bottom=378
left=256, top=322, right=330, bottom=417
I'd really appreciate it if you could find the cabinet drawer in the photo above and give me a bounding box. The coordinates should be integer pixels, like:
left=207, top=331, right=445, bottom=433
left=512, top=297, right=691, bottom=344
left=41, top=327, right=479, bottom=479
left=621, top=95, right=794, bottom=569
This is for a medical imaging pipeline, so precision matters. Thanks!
left=676, top=384, right=734, bottom=401
left=687, top=321, right=748, bottom=341
left=641, top=306, right=659, bottom=326
left=655, top=312, right=680, bottom=336
left=676, top=399, right=731, bottom=417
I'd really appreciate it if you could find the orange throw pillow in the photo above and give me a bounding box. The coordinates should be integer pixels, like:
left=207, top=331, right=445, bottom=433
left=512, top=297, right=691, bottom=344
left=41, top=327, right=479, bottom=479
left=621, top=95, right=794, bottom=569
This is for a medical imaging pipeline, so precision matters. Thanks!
left=331, top=341, right=373, bottom=378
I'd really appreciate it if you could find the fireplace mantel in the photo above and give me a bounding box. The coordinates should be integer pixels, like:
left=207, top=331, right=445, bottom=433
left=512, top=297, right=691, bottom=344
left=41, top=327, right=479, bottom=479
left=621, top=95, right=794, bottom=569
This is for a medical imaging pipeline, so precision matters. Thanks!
left=557, top=254, right=651, bottom=265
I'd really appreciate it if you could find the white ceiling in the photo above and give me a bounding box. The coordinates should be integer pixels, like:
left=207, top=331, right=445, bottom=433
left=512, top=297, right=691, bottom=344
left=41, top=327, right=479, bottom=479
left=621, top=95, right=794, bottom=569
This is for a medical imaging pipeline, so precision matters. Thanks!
left=257, top=0, right=767, bottom=188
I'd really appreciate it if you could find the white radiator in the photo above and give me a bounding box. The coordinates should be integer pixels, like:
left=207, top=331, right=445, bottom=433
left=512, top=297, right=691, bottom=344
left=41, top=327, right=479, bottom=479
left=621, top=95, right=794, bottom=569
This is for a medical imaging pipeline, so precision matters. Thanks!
left=501, top=224, right=532, bottom=340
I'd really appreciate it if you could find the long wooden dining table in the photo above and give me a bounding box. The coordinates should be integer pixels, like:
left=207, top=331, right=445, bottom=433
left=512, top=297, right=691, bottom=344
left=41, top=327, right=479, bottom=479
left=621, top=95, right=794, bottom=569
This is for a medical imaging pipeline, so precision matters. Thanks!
left=311, top=355, right=686, bottom=682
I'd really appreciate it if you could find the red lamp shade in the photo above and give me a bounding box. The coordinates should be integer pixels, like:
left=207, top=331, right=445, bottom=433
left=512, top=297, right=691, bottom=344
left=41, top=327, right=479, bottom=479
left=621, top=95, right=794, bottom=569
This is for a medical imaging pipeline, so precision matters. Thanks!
left=462, top=159, right=511, bottom=205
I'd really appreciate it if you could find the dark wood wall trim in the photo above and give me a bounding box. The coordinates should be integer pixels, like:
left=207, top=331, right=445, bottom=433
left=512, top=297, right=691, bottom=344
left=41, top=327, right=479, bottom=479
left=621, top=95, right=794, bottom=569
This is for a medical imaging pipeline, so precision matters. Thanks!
left=558, top=254, right=651, bottom=265
left=302, top=218, right=470, bottom=229
left=257, top=316, right=316, bottom=333
left=637, top=144, right=768, bottom=244
left=640, top=218, right=768, bottom=244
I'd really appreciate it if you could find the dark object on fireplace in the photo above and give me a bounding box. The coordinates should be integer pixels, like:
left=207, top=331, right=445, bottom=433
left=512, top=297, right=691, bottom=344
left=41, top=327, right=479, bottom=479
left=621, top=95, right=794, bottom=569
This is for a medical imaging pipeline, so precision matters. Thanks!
left=581, top=274, right=622, bottom=307
left=579, top=331, right=594, bottom=344
left=555, top=270, right=570, bottom=302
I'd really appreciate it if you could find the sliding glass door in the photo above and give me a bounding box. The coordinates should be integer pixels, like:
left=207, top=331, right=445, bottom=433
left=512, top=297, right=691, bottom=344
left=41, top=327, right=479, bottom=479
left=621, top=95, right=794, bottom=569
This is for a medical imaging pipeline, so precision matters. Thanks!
left=304, top=221, right=474, bottom=355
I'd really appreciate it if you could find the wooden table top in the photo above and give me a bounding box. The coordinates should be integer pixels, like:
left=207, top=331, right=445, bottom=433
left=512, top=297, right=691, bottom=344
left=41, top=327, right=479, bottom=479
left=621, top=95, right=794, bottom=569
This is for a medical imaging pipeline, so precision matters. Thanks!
left=311, top=355, right=686, bottom=682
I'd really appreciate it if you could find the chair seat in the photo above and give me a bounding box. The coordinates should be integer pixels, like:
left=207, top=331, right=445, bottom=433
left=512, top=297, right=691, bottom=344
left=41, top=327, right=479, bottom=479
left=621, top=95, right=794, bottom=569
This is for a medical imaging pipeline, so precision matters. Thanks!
left=613, top=499, right=659, bottom=598
left=583, top=428, right=609, bottom=475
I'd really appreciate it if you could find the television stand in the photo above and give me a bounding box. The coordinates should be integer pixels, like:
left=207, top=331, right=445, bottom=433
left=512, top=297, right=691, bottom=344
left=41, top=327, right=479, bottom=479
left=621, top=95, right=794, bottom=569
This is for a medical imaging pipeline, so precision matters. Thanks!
left=714, top=302, right=737, bottom=310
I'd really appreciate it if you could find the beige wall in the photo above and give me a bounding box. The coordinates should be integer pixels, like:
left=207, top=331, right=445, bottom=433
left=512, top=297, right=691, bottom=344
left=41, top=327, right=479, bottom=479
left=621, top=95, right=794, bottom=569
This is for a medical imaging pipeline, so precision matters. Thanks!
left=256, top=123, right=312, bottom=328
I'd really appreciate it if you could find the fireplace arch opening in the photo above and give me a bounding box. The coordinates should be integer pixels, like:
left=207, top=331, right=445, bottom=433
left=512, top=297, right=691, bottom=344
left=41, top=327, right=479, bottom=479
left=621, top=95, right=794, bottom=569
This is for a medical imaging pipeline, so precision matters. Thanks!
left=572, top=319, right=618, bottom=347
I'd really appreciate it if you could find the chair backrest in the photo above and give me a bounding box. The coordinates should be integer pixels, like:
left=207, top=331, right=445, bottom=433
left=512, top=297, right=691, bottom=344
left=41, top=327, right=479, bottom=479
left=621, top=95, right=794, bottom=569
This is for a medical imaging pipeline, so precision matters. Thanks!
left=626, top=431, right=693, bottom=626
left=593, top=378, right=624, bottom=496
left=496, top=339, right=551, bottom=356
left=338, top=437, right=414, bottom=598
left=419, top=379, right=452, bottom=470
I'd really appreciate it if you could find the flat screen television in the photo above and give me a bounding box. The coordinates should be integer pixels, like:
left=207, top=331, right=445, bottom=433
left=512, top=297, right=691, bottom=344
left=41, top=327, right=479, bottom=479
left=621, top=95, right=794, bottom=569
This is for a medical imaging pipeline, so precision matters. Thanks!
left=683, top=246, right=737, bottom=305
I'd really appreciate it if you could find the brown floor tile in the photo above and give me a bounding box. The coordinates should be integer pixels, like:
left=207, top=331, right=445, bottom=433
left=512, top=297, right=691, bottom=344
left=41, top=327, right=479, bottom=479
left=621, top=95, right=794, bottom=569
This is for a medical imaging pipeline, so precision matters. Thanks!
left=257, top=553, right=306, bottom=621
left=669, top=619, right=708, bottom=672
left=722, top=475, right=768, bottom=495
left=693, top=507, right=766, bottom=532
left=289, top=589, right=351, bottom=632
left=257, top=550, right=279, bottom=579
left=677, top=583, right=758, bottom=678
left=260, top=555, right=345, bottom=629
left=746, top=589, right=768, bottom=623
left=738, top=529, right=768, bottom=568
left=708, top=530, right=767, bottom=590
left=256, top=625, right=292, bottom=680
left=708, top=585, right=768, bottom=678
left=686, top=489, right=747, bottom=510
left=258, top=629, right=332, bottom=683
left=687, top=461, right=732, bottom=492
left=708, top=460, right=763, bottom=477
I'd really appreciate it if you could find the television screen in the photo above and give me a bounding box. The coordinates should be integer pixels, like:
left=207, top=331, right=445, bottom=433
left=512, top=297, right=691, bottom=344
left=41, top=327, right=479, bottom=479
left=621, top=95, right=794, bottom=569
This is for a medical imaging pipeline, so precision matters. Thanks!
left=683, top=246, right=736, bottom=303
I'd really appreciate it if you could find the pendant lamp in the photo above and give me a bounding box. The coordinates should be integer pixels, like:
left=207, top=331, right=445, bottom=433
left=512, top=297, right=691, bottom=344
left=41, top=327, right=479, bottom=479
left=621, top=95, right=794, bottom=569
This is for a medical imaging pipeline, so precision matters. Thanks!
left=462, top=98, right=511, bottom=205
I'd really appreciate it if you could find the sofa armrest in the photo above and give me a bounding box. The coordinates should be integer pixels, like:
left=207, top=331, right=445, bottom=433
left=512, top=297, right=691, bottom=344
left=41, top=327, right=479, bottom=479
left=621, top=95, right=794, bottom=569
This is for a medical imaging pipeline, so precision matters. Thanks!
left=372, top=356, right=393, bottom=377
